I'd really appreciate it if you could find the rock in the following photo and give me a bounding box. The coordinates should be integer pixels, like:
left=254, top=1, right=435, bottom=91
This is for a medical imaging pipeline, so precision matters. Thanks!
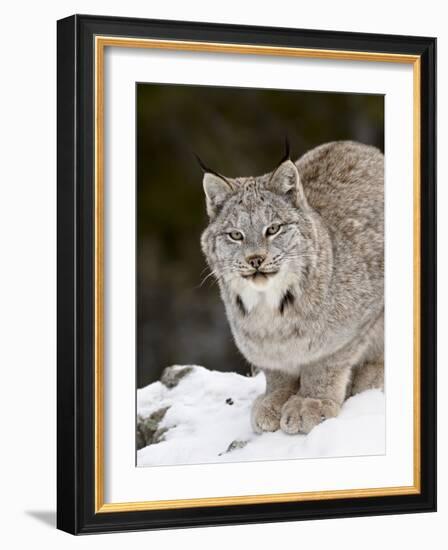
left=160, top=365, right=193, bottom=388
left=219, top=439, right=248, bottom=455
left=136, top=406, right=170, bottom=450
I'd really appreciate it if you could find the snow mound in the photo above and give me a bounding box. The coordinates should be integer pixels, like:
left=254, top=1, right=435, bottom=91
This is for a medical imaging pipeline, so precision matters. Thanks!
left=137, top=365, right=385, bottom=467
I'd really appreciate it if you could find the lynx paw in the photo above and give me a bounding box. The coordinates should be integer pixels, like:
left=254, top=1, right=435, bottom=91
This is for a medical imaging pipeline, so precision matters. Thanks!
left=280, top=396, right=340, bottom=434
left=251, top=390, right=293, bottom=433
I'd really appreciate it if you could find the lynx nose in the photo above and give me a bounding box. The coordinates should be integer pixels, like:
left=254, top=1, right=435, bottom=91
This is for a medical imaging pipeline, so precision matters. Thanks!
left=247, top=254, right=266, bottom=269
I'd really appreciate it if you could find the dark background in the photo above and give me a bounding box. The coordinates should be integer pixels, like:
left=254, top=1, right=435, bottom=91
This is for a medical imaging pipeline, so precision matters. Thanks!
left=137, top=83, right=384, bottom=388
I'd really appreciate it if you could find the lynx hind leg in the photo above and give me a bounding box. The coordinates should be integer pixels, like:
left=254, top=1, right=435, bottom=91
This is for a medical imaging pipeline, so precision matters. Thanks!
left=251, top=369, right=298, bottom=434
left=350, top=361, right=384, bottom=396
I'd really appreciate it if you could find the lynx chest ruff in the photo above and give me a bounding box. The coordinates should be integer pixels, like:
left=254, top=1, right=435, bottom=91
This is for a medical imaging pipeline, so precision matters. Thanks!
left=223, top=273, right=332, bottom=373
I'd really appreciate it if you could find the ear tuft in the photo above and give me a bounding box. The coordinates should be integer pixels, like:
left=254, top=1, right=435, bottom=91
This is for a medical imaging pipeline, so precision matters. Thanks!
left=203, top=173, right=233, bottom=218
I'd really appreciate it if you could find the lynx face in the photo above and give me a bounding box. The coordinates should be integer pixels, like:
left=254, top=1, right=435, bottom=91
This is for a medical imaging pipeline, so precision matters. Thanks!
left=200, top=160, right=311, bottom=295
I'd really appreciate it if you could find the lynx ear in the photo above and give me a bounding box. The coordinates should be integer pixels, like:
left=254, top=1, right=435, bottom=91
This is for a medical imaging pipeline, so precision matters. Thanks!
left=268, top=160, right=308, bottom=208
left=203, top=173, right=234, bottom=218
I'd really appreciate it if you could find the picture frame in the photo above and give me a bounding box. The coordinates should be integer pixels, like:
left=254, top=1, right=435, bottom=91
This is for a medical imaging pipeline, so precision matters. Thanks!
left=57, top=14, right=436, bottom=534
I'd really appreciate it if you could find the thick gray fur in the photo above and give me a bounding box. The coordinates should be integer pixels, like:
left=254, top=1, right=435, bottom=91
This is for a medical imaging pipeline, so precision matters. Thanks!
left=200, top=141, right=384, bottom=434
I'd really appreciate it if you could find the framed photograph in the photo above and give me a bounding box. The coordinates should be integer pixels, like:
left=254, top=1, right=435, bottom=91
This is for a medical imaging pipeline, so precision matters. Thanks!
left=57, top=14, right=436, bottom=534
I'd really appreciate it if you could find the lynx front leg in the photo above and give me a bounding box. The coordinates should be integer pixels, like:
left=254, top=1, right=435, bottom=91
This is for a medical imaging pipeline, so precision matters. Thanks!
left=251, top=369, right=299, bottom=433
left=280, top=364, right=351, bottom=434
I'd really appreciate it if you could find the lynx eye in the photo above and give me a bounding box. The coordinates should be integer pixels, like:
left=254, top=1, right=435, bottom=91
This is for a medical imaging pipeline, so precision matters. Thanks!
left=266, top=223, right=281, bottom=236
left=228, top=230, right=244, bottom=241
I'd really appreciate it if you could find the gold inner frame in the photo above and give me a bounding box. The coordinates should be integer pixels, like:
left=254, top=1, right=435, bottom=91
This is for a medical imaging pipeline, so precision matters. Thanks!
left=94, top=36, right=421, bottom=513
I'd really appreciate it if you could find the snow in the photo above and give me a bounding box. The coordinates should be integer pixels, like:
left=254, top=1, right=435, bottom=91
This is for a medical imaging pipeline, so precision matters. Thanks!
left=137, top=365, right=385, bottom=467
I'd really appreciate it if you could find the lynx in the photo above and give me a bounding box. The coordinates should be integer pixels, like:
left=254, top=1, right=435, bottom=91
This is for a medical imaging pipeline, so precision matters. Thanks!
left=200, top=141, right=384, bottom=434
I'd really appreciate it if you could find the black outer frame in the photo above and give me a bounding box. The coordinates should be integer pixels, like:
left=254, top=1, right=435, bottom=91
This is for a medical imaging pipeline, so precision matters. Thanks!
left=57, top=14, right=436, bottom=535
